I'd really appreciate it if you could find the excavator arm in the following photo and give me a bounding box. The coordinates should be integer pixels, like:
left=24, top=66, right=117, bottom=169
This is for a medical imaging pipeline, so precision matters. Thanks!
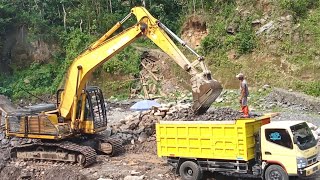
left=59, top=7, right=222, bottom=125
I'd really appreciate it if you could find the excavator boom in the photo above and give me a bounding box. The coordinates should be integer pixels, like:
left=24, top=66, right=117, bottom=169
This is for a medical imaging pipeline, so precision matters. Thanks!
left=59, top=7, right=222, bottom=121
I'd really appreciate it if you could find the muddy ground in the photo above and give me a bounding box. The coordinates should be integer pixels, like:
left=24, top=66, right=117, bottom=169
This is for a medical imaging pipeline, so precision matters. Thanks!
left=0, top=88, right=320, bottom=180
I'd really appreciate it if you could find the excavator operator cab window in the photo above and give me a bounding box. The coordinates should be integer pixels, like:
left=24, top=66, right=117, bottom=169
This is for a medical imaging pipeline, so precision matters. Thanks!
left=84, top=87, right=107, bottom=129
left=76, top=98, right=93, bottom=121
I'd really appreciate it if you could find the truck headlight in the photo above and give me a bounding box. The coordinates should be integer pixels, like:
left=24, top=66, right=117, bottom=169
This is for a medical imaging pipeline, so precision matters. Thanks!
left=297, top=157, right=307, bottom=169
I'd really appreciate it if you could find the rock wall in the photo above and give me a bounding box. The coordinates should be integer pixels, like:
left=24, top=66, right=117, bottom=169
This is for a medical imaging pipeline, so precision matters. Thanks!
left=181, top=15, right=208, bottom=49
left=0, top=25, right=55, bottom=74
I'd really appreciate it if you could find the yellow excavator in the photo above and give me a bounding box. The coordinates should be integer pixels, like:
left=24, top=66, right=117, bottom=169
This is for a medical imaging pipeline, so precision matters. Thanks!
left=5, top=7, right=222, bottom=166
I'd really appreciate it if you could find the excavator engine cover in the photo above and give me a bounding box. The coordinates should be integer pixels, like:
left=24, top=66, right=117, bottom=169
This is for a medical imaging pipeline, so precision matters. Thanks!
left=191, top=74, right=223, bottom=115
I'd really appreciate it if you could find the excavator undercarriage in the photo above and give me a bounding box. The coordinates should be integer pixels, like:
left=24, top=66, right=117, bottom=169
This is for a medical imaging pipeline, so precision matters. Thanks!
left=10, top=136, right=123, bottom=167
left=11, top=141, right=97, bottom=167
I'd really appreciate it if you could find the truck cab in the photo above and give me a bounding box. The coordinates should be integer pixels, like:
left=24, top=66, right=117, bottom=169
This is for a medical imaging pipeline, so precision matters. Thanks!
left=261, top=121, right=320, bottom=178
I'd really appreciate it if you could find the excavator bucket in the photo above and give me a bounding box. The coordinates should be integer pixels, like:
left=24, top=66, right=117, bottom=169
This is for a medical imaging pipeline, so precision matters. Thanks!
left=191, top=74, right=223, bottom=115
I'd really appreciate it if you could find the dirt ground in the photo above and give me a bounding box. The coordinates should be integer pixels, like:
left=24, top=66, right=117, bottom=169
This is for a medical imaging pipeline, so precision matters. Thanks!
left=0, top=89, right=320, bottom=180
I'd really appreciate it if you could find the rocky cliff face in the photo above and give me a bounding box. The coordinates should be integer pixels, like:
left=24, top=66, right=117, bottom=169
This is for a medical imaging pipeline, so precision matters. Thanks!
left=181, top=15, right=208, bottom=49
left=0, top=26, right=55, bottom=75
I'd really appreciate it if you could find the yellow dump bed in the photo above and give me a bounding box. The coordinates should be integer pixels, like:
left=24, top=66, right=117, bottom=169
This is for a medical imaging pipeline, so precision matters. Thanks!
left=156, top=116, right=270, bottom=161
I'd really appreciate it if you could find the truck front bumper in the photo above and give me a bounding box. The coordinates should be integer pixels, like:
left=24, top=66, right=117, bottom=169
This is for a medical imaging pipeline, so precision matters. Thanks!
left=298, top=161, right=320, bottom=177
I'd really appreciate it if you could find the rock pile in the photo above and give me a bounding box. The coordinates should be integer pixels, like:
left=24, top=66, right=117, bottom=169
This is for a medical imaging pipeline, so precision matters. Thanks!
left=308, top=123, right=320, bottom=141
left=164, top=107, right=242, bottom=121
left=265, top=88, right=320, bottom=113
left=110, top=103, right=243, bottom=144
left=110, top=113, right=158, bottom=144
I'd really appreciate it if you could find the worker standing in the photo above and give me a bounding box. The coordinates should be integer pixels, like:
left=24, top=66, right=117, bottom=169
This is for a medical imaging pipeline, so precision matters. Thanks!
left=236, top=73, right=249, bottom=117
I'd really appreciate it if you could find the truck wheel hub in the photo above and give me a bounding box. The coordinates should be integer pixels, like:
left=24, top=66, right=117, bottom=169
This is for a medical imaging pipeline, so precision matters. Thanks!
left=270, top=170, right=282, bottom=180
left=186, top=168, right=193, bottom=176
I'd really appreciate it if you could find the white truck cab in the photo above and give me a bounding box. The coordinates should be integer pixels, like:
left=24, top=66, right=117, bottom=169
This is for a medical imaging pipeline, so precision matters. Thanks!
left=261, top=121, right=320, bottom=178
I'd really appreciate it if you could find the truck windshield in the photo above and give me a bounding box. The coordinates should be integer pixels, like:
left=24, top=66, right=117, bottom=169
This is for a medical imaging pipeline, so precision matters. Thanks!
left=290, top=122, right=317, bottom=150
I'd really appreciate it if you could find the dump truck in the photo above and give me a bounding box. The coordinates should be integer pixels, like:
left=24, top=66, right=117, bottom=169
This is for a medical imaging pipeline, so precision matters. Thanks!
left=156, top=116, right=320, bottom=180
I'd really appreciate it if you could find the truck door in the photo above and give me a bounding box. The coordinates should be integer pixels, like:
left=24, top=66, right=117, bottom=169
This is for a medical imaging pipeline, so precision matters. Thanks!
left=261, top=128, right=297, bottom=175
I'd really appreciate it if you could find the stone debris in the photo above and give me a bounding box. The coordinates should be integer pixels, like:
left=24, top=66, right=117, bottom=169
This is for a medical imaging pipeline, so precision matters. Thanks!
left=308, top=123, right=320, bottom=140
left=0, top=166, right=22, bottom=180
left=0, top=91, right=319, bottom=180
left=265, top=88, right=320, bottom=112
left=163, top=107, right=242, bottom=121
left=123, top=175, right=144, bottom=180
left=256, top=21, right=274, bottom=35
left=110, top=101, right=243, bottom=144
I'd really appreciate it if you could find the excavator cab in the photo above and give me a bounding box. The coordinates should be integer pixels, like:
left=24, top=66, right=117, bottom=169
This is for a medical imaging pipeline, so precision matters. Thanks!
left=83, top=86, right=107, bottom=130
left=57, top=86, right=107, bottom=133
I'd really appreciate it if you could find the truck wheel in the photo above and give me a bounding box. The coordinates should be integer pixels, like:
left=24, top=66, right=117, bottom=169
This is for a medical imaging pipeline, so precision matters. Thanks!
left=264, top=165, right=289, bottom=180
left=179, top=161, right=202, bottom=180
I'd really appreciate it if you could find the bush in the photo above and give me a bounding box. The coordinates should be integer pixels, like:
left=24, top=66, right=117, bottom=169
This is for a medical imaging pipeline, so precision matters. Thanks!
left=235, top=20, right=256, bottom=55
left=201, top=34, right=222, bottom=55
left=102, top=46, right=141, bottom=76
left=0, top=60, right=67, bottom=99
left=295, top=80, right=320, bottom=97
left=280, top=0, right=319, bottom=19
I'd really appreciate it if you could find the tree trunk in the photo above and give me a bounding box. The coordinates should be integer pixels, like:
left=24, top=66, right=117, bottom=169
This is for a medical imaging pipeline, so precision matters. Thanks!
left=201, top=0, right=204, bottom=10
left=192, top=0, right=196, bottom=14
left=88, top=17, right=91, bottom=34
left=62, top=4, right=67, bottom=31
left=80, top=19, right=83, bottom=32
left=109, top=0, right=113, bottom=13
left=57, top=5, right=61, bottom=18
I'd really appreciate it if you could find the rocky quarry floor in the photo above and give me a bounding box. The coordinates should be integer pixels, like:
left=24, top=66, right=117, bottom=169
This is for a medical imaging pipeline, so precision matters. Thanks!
left=0, top=88, right=320, bottom=180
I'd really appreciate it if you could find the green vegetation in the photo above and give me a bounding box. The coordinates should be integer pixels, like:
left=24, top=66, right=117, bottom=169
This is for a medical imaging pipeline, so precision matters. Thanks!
left=0, top=0, right=184, bottom=100
left=0, top=63, right=59, bottom=99
left=279, top=0, right=319, bottom=19
left=197, top=1, right=257, bottom=88
left=294, top=81, right=320, bottom=97
left=200, top=1, right=257, bottom=56
left=103, top=46, right=141, bottom=76
left=271, top=1, right=320, bottom=96
left=235, top=19, right=256, bottom=55
left=1, top=0, right=320, bottom=100
left=200, top=0, right=320, bottom=97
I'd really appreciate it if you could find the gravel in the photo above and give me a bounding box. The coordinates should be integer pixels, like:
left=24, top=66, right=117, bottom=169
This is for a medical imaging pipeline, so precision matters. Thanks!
left=272, top=111, right=320, bottom=127
left=163, top=107, right=242, bottom=121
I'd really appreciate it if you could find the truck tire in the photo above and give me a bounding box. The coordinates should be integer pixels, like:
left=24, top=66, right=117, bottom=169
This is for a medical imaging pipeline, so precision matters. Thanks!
left=264, top=165, right=289, bottom=180
left=179, top=161, right=202, bottom=180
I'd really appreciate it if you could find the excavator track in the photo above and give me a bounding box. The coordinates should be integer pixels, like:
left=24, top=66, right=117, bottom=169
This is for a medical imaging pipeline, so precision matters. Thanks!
left=10, top=141, right=96, bottom=167
left=95, top=135, right=124, bottom=156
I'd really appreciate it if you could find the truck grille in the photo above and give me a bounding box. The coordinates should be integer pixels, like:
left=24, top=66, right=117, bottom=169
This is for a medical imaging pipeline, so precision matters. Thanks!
left=307, top=154, right=317, bottom=166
